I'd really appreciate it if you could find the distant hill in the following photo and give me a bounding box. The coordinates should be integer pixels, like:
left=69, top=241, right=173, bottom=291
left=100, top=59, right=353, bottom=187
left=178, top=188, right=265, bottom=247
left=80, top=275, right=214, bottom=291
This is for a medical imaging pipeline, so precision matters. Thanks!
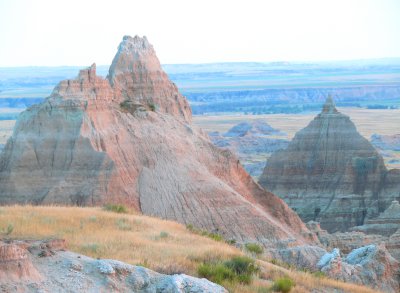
left=1, top=59, right=399, bottom=116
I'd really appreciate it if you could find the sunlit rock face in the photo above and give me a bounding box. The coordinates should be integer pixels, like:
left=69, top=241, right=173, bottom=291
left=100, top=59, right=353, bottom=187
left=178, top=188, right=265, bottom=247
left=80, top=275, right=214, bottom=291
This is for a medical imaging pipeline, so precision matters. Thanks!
left=259, top=96, right=400, bottom=232
left=0, top=36, right=317, bottom=250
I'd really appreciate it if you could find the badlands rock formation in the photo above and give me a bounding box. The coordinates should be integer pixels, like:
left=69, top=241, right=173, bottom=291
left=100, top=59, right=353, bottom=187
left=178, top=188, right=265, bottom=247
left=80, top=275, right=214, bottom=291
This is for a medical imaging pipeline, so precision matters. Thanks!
left=259, top=96, right=400, bottom=232
left=0, top=36, right=317, bottom=250
left=317, top=245, right=399, bottom=292
left=0, top=239, right=226, bottom=293
left=352, top=200, right=400, bottom=237
left=209, top=120, right=288, bottom=178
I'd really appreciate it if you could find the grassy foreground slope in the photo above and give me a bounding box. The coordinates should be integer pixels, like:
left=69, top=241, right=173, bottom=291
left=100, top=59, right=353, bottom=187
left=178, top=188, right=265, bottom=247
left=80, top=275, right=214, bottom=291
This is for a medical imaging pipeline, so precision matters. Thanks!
left=0, top=206, right=377, bottom=293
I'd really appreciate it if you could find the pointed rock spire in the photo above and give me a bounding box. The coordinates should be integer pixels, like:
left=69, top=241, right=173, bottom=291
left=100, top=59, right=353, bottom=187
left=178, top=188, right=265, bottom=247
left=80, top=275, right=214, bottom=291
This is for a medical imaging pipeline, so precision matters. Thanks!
left=322, top=95, right=338, bottom=114
left=258, top=94, right=398, bottom=233
left=107, top=35, right=192, bottom=122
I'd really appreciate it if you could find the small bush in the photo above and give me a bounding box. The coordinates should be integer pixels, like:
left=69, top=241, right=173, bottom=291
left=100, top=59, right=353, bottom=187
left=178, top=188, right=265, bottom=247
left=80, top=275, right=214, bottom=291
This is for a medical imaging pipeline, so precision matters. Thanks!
left=312, top=271, right=326, bottom=278
left=186, top=224, right=194, bottom=231
left=225, top=256, right=259, bottom=284
left=103, top=204, right=127, bottom=213
left=207, top=233, right=223, bottom=242
left=245, top=243, right=264, bottom=255
left=159, top=231, right=169, bottom=239
left=148, top=103, right=156, bottom=111
left=227, top=239, right=236, bottom=245
left=198, top=263, right=235, bottom=284
left=4, top=224, right=14, bottom=235
left=197, top=256, right=259, bottom=285
left=116, top=218, right=132, bottom=231
left=272, top=277, right=295, bottom=293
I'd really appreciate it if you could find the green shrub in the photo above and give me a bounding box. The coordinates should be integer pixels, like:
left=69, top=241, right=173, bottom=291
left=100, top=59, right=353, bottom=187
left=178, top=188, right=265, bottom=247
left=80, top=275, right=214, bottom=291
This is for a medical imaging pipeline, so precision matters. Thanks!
left=198, top=263, right=235, bottom=284
left=245, top=243, right=264, bottom=255
left=312, top=271, right=326, bottom=278
left=272, top=277, right=295, bottom=293
left=115, top=218, right=132, bottom=231
left=186, top=224, right=194, bottom=231
left=103, top=204, right=127, bottom=213
left=207, top=233, right=223, bottom=242
left=4, top=224, right=14, bottom=235
left=148, top=103, right=156, bottom=111
left=159, top=231, right=169, bottom=239
left=197, top=256, right=259, bottom=285
left=225, top=256, right=257, bottom=274
left=227, top=239, right=236, bottom=245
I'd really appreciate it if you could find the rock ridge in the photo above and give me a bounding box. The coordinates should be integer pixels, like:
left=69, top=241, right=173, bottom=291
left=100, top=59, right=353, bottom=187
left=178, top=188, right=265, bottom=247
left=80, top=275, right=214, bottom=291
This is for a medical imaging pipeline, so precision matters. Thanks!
left=259, top=96, right=400, bottom=232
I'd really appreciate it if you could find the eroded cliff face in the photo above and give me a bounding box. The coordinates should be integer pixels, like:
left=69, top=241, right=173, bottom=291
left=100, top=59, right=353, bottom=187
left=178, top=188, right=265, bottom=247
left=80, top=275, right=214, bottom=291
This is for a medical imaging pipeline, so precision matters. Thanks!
left=259, top=97, right=400, bottom=232
left=0, top=36, right=316, bottom=249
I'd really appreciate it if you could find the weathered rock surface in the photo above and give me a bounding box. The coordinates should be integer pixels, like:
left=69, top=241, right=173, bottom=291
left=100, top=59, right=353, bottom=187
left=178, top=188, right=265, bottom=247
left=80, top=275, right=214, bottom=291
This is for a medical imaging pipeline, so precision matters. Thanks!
left=0, top=36, right=317, bottom=250
left=352, top=200, right=400, bottom=237
left=0, top=239, right=226, bottom=293
left=209, top=120, right=288, bottom=178
left=259, top=96, right=400, bottom=232
left=317, top=245, right=400, bottom=293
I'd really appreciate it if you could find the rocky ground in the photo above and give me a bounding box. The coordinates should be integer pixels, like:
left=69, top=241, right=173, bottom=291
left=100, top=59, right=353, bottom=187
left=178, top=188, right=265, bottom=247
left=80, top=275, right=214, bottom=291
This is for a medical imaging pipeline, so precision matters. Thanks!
left=0, top=239, right=226, bottom=293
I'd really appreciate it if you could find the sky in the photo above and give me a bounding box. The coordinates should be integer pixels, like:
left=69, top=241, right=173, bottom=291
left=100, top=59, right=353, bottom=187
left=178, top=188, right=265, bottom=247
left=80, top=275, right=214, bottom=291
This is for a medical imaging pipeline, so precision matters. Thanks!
left=0, top=0, right=399, bottom=66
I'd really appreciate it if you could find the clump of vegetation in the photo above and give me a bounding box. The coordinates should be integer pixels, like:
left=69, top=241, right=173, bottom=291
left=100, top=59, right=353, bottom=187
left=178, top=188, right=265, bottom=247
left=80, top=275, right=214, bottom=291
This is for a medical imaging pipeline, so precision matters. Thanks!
left=198, top=263, right=235, bottom=284
left=271, top=277, right=295, bottom=293
left=115, top=218, right=132, bottom=231
left=2, top=223, right=14, bottom=235
left=312, top=271, right=326, bottom=278
left=159, top=231, right=169, bottom=239
left=197, top=256, right=259, bottom=285
left=148, top=103, right=156, bottom=111
left=186, top=224, right=225, bottom=242
left=245, top=243, right=264, bottom=255
left=120, top=100, right=130, bottom=111
left=103, top=204, right=127, bottom=213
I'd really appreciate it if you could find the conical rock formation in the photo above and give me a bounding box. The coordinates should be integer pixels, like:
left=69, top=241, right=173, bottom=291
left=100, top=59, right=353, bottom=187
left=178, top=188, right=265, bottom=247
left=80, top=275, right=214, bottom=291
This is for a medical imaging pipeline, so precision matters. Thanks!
left=259, top=97, right=400, bottom=232
left=0, top=36, right=316, bottom=250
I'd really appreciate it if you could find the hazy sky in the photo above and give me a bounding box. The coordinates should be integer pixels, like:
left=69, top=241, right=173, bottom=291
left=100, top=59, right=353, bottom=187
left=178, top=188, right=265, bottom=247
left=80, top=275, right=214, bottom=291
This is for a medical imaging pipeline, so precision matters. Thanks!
left=0, top=0, right=399, bottom=66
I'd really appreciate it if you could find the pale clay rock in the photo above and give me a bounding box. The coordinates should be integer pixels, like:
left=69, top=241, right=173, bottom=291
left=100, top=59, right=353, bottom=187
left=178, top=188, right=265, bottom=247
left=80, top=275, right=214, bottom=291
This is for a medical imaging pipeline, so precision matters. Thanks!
left=0, top=35, right=317, bottom=252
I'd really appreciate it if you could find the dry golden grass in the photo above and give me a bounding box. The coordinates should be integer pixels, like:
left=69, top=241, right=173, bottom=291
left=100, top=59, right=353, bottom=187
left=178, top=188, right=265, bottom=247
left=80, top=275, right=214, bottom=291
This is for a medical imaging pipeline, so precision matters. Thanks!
left=0, top=205, right=239, bottom=275
left=257, top=260, right=381, bottom=293
left=0, top=205, right=378, bottom=293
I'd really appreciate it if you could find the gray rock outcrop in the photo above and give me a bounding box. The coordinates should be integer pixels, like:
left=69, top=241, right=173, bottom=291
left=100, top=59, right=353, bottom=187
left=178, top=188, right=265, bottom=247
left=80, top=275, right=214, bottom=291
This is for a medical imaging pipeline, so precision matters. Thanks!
left=259, top=96, right=400, bottom=232
left=317, top=245, right=399, bottom=293
left=0, top=239, right=227, bottom=293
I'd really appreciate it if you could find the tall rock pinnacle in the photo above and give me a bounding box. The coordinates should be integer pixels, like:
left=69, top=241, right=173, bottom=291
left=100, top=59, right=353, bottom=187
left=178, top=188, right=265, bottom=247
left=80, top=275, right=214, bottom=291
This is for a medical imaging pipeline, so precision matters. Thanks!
left=108, top=35, right=191, bottom=122
left=259, top=97, right=400, bottom=232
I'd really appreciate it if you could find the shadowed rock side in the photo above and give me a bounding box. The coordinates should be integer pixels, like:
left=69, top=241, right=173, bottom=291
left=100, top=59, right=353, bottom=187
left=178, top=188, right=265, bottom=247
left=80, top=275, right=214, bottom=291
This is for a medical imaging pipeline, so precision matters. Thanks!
left=0, top=239, right=227, bottom=293
left=0, top=36, right=316, bottom=250
left=259, top=96, right=400, bottom=232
